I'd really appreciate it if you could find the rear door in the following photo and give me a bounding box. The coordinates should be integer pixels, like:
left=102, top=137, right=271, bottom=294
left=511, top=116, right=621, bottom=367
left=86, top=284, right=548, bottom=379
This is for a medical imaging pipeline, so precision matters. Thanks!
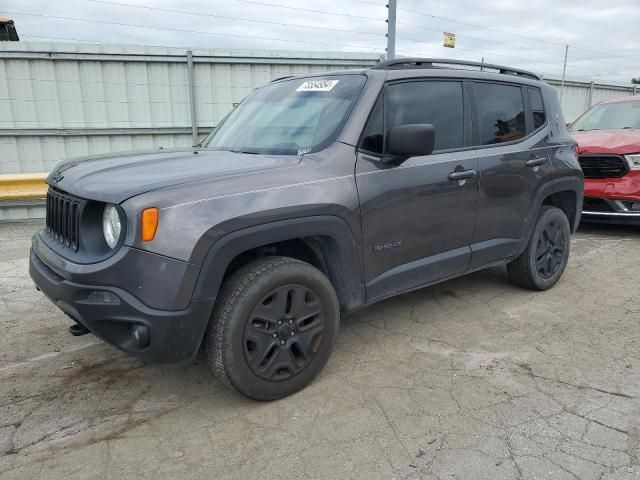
left=356, top=79, right=479, bottom=302
left=469, top=82, right=554, bottom=267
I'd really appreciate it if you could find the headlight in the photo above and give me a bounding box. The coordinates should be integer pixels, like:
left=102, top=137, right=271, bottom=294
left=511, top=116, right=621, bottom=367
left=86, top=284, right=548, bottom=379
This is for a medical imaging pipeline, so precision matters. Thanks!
left=626, top=154, right=640, bottom=170
left=102, top=204, right=122, bottom=249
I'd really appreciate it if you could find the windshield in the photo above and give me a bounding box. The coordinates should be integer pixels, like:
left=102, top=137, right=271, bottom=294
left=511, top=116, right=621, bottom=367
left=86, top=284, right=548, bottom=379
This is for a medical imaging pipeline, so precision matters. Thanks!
left=570, top=100, right=640, bottom=132
left=204, top=75, right=366, bottom=155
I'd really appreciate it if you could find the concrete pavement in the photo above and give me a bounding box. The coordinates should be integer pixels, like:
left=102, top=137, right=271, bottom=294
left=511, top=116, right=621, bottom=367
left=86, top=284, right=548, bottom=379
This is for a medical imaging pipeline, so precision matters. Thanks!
left=1, top=220, right=639, bottom=479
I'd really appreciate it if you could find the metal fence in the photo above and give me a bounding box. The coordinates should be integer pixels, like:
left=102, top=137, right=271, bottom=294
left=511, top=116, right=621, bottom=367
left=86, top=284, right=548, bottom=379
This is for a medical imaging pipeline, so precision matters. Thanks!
left=543, top=75, right=638, bottom=122
left=0, top=42, right=380, bottom=178
left=0, top=42, right=638, bottom=219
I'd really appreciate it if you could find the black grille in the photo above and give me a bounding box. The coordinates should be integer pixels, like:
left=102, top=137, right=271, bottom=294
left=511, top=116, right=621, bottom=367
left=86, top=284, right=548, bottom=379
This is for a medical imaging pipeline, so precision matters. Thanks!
left=582, top=197, right=613, bottom=212
left=578, top=155, right=629, bottom=179
left=46, top=189, right=80, bottom=251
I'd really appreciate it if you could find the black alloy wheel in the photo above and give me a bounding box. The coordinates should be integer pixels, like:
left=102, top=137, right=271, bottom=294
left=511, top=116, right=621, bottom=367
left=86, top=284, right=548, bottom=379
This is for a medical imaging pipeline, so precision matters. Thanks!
left=243, top=285, right=325, bottom=381
left=535, top=220, right=566, bottom=279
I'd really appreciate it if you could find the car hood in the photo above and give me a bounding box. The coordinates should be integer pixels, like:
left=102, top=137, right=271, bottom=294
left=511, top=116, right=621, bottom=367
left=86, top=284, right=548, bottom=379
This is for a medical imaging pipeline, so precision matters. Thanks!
left=571, top=129, right=640, bottom=155
left=47, top=149, right=301, bottom=204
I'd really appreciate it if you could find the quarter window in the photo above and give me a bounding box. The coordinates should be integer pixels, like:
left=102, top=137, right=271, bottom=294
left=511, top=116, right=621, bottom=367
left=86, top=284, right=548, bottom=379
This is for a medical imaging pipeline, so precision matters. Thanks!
left=475, top=83, right=526, bottom=145
left=360, top=81, right=465, bottom=154
left=528, top=88, right=546, bottom=130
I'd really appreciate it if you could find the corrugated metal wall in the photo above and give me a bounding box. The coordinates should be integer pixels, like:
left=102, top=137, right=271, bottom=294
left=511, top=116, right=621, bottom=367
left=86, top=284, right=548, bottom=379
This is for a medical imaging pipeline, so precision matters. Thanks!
left=2, top=43, right=637, bottom=176
left=544, top=76, right=637, bottom=122
left=0, top=42, right=380, bottom=177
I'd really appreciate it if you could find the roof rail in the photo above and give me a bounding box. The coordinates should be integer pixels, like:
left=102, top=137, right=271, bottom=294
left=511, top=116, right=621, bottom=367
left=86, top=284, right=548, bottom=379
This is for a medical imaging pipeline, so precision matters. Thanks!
left=372, top=58, right=541, bottom=80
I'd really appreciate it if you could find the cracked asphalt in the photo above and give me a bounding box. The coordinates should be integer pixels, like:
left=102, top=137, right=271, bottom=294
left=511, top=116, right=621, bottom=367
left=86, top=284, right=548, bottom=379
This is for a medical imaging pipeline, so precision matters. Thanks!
left=1, top=219, right=639, bottom=480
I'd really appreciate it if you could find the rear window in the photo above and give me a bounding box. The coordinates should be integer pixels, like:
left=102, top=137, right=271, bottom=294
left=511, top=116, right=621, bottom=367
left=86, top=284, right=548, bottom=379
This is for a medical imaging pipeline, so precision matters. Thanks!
left=474, top=83, right=526, bottom=145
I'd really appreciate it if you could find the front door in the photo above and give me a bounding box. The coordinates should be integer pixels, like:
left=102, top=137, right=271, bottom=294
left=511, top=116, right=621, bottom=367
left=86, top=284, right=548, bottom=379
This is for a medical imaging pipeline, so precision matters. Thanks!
left=355, top=79, right=479, bottom=302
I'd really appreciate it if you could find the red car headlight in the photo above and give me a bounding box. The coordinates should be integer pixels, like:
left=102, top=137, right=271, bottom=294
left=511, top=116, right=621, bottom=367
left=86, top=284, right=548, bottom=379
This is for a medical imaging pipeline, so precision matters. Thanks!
left=625, top=154, right=640, bottom=170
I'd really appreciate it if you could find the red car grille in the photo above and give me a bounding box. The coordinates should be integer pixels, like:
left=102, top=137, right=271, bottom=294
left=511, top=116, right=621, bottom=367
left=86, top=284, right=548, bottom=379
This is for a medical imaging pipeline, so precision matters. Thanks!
left=578, top=155, right=629, bottom=179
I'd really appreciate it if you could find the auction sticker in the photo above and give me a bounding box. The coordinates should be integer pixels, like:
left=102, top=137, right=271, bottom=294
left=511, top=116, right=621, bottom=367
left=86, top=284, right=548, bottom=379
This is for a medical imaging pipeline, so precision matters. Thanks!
left=296, top=79, right=339, bottom=92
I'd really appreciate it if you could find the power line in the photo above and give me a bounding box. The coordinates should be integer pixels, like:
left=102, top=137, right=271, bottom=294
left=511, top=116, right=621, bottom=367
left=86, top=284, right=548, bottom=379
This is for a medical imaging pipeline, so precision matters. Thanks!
left=561, top=44, right=640, bottom=68
left=20, top=34, right=146, bottom=46
left=86, top=0, right=385, bottom=37
left=397, top=4, right=640, bottom=69
left=341, top=0, right=384, bottom=6
left=8, top=11, right=384, bottom=52
left=85, top=0, right=640, bottom=76
left=397, top=19, right=640, bottom=73
left=13, top=3, right=636, bottom=81
left=232, top=0, right=383, bottom=21
left=396, top=41, right=636, bottom=77
left=397, top=23, right=565, bottom=64
left=561, top=50, right=640, bottom=72
left=397, top=6, right=565, bottom=48
left=398, top=22, right=640, bottom=72
left=401, top=19, right=640, bottom=73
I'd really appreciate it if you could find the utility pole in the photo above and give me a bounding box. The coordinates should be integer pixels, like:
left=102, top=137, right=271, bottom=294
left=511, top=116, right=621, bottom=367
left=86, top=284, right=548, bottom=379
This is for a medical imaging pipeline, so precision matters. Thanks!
left=560, top=44, right=568, bottom=103
left=386, top=0, right=397, bottom=60
left=587, top=80, right=594, bottom=108
left=186, top=50, right=198, bottom=147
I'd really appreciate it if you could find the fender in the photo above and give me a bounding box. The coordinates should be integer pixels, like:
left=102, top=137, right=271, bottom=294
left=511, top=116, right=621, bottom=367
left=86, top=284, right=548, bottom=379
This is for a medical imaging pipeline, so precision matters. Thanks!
left=523, top=180, right=556, bottom=246
left=191, top=215, right=366, bottom=312
left=517, top=177, right=581, bottom=257
left=553, top=175, right=584, bottom=232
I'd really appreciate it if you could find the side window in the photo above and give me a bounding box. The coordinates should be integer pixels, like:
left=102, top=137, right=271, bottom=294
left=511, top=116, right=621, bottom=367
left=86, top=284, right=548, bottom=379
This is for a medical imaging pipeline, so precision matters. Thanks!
left=528, top=88, right=546, bottom=130
left=360, top=81, right=465, bottom=154
left=475, top=83, right=526, bottom=145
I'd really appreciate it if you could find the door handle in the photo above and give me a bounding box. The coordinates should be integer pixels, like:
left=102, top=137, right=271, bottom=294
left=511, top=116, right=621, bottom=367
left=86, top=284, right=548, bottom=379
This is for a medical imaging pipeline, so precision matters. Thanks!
left=525, top=157, right=546, bottom=167
left=448, top=169, right=477, bottom=181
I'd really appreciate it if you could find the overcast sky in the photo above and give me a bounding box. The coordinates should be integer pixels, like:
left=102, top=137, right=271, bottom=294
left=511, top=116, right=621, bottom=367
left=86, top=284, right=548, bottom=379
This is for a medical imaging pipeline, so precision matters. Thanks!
left=4, top=0, right=640, bottom=84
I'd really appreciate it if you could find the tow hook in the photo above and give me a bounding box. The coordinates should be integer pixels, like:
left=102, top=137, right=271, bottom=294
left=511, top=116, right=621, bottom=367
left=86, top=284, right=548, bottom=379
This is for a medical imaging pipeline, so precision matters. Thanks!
left=69, top=323, right=90, bottom=336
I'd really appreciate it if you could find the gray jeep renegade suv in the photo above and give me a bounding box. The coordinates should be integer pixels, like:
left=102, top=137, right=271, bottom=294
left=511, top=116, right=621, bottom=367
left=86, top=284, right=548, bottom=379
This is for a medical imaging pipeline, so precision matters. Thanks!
left=30, top=58, right=583, bottom=400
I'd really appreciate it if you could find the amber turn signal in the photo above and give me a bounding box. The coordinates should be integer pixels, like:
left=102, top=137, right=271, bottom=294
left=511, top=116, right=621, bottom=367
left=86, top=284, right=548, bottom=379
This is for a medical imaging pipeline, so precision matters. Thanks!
left=141, top=208, right=158, bottom=242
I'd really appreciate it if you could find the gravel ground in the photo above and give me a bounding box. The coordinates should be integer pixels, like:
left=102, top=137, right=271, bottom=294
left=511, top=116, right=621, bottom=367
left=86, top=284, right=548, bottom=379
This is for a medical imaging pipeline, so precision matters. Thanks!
left=1, top=219, right=639, bottom=480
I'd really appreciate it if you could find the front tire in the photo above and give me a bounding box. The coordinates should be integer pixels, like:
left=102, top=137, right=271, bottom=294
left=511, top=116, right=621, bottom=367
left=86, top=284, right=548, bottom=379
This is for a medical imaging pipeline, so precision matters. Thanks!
left=206, top=256, right=340, bottom=401
left=507, top=206, right=571, bottom=290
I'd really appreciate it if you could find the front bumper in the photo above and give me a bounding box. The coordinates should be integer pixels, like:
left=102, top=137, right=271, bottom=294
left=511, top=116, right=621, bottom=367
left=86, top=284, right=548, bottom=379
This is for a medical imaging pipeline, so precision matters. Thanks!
left=581, top=210, right=640, bottom=225
left=29, top=247, right=214, bottom=363
left=582, top=172, right=640, bottom=224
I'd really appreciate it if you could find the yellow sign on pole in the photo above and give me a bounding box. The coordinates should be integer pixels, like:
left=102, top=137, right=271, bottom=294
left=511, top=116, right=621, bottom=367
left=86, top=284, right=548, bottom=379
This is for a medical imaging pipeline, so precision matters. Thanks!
left=443, top=32, right=456, bottom=48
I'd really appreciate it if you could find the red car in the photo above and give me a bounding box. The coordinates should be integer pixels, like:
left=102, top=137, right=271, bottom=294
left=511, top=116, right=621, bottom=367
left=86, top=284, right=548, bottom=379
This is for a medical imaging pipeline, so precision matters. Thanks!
left=569, top=95, right=640, bottom=224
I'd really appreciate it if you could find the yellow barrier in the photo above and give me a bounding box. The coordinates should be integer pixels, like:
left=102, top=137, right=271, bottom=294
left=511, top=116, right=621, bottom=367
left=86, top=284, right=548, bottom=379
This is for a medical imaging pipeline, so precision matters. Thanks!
left=0, top=173, right=48, bottom=201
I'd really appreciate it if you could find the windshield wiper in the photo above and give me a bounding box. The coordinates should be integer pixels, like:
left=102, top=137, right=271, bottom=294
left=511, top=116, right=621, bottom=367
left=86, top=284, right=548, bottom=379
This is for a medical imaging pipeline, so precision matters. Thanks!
left=230, top=149, right=260, bottom=154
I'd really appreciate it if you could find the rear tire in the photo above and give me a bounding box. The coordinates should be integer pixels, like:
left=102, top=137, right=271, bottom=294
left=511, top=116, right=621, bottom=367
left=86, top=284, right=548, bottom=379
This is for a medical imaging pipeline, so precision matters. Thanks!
left=507, top=206, right=571, bottom=290
left=206, top=256, right=340, bottom=401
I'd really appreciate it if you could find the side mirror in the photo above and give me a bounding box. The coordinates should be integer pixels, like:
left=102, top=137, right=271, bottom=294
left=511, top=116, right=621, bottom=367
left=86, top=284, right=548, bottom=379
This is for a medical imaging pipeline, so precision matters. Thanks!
left=383, top=124, right=435, bottom=164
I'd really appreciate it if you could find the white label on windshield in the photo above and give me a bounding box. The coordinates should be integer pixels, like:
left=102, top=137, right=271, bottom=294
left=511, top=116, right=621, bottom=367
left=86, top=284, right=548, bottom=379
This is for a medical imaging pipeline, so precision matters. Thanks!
left=296, top=79, right=339, bottom=92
